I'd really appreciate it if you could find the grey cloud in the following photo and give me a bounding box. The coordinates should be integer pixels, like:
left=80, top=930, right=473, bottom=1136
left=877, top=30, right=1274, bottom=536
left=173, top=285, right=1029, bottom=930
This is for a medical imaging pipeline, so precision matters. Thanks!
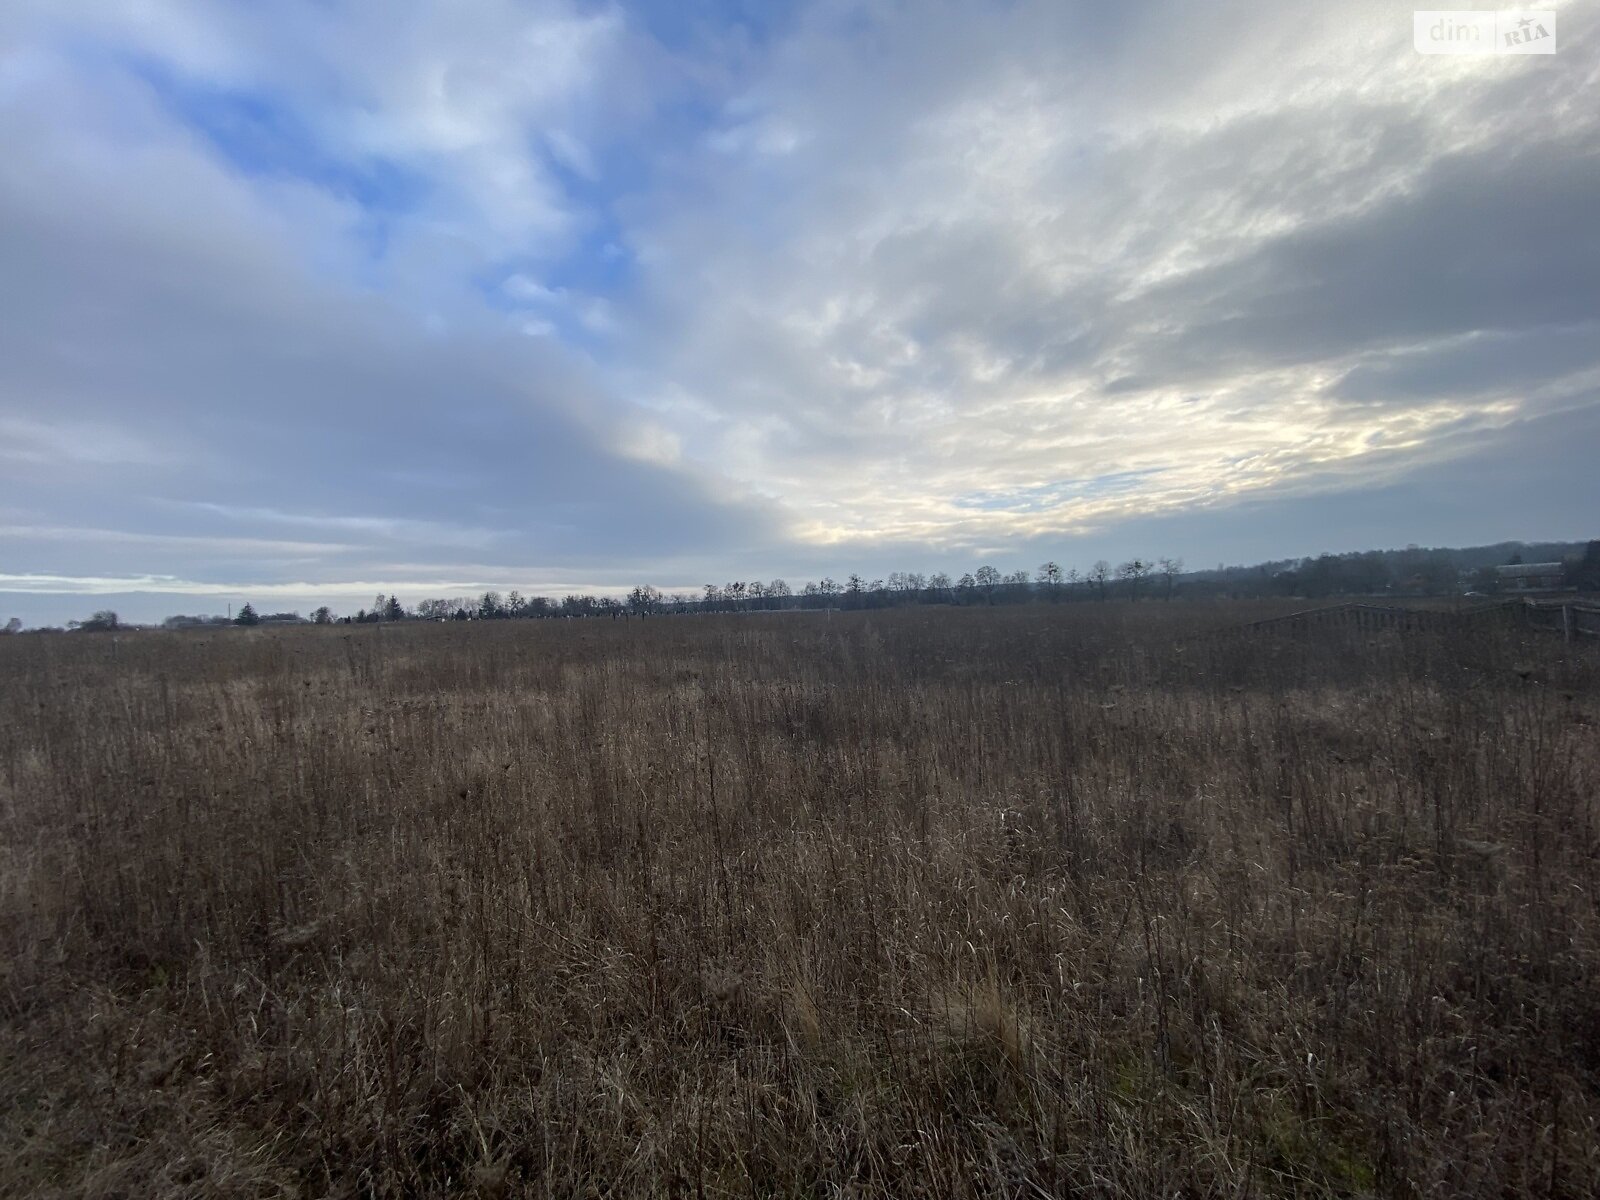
left=620, top=0, right=1600, bottom=540
left=0, top=55, right=778, bottom=595
left=1125, top=132, right=1600, bottom=383
left=1332, top=324, right=1600, bottom=404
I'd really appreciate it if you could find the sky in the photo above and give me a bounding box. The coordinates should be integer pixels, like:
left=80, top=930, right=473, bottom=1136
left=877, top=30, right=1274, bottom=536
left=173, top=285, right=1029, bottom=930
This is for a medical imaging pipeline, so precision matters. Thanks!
left=1, top=1, right=1596, bottom=625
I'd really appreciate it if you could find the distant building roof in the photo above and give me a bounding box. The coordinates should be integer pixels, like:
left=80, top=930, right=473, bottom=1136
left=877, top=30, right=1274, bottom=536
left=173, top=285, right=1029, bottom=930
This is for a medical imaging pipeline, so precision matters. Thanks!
left=1496, top=562, right=1564, bottom=578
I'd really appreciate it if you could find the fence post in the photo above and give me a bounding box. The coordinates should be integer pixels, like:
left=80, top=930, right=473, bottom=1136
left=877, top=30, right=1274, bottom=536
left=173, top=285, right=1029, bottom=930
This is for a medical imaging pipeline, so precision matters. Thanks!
left=1563, top=603, right=1573, bottom=644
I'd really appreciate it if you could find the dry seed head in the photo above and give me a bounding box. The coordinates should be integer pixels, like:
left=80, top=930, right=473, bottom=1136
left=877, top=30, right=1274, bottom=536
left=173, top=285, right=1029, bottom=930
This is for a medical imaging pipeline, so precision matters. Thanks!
left=471, top=1160, right=510, bottom=1197
left=931, top=977, right=1029, bottom=1070
left=785, top=979, right=823, bottom=1051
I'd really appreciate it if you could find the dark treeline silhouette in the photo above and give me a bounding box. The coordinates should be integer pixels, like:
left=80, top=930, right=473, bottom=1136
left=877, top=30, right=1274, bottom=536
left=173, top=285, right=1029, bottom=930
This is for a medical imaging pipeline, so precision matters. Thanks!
left=23, top=539, right=1597, bottom=633
left=330, top=539, right=1599, bottom=623
left=346, top=562, right=1161, bottom=622
left=1189, top=538, right=1599, bottom=600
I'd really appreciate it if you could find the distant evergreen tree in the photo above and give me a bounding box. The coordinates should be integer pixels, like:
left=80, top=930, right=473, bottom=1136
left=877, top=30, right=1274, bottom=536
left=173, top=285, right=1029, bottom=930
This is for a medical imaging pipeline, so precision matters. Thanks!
left=235, top=603, right=260, bottom=626
left=1573, top=541, right=1600, bottom=590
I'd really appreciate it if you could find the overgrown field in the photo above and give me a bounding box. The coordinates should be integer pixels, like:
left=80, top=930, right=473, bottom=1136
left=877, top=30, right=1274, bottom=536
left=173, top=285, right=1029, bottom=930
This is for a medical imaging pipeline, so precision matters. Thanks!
left=3, top=605, right=1598, bottom=1197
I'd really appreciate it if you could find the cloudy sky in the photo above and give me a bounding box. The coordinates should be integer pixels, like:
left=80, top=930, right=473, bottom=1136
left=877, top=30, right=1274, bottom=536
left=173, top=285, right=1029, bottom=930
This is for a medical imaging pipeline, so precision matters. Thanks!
left=2, top=1, right=1596, bottom=624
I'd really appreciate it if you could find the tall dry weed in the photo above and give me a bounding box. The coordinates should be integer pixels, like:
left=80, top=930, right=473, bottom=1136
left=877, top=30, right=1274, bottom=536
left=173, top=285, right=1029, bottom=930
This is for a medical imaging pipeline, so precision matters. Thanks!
left=0, top=605, right=1596, bottom=1196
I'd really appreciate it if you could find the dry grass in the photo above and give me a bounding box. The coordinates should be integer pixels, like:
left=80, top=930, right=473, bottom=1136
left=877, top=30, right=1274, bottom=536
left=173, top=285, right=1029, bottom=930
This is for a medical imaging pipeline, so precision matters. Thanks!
left=2, top=604, right=1598, bottom=1197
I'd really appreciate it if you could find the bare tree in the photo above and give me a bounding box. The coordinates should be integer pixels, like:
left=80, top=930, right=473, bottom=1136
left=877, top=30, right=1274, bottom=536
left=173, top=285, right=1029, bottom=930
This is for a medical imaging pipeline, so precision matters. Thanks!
left=1089, top=560, right=1111, bottom=601
left=75, top=604, right=120, bottom=633
left=1157, top=556, right=1185, bottom=600
left=2, top=617, right=20, bottom=635
left=974, top=565, right=1001, bottom=603
left=1036, top=561, right=1063, bottom=600
left=560, top=594, right=597, bottom=617
left=415, top=598, right=460, bottom=621
left=1116, top=559, right=1152, bottom=600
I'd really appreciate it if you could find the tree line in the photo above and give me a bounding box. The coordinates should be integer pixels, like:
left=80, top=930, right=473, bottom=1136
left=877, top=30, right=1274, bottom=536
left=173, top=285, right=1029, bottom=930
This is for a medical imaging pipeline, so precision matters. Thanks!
left=310, top=558, right=1184, bottom=624
left=10, top=539, right=1595, bottom=633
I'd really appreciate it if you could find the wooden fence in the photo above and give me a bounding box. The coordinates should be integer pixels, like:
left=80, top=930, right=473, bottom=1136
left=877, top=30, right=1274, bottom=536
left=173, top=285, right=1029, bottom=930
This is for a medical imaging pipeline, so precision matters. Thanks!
left=1524, top=599, right=1600, bottom=641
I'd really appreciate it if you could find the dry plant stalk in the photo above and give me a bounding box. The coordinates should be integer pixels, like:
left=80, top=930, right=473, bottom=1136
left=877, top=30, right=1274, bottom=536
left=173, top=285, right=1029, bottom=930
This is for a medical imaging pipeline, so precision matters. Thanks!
left=1, top=604, right=1597, bottom=1197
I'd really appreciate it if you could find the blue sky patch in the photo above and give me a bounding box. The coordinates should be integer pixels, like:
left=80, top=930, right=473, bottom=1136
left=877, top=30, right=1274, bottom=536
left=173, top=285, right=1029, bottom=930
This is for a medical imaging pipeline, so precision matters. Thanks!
left=128, top=56, right=429, bottom=219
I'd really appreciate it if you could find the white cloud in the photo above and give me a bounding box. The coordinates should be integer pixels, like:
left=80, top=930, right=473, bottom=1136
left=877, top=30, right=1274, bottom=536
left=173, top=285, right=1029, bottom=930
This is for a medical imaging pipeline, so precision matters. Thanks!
left=0, top=417, right=176, bottom=467
left=0, top=572, right=631, bottom=599
left=12, top=0, right=631, bottom=264
left=612, top=0, right=1598, bottom=549
left=504, top=274, right=568, bottom=305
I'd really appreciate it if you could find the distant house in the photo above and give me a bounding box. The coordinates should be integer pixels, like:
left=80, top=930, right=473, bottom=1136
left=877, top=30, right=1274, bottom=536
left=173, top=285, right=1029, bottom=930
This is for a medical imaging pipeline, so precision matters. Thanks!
left=1496, top=562, right=1566, bottom=593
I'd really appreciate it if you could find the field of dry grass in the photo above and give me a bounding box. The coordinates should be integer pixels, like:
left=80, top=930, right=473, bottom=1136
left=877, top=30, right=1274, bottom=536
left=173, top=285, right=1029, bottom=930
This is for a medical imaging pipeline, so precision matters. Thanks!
left=3, top=604, right=1598, bottom=1197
